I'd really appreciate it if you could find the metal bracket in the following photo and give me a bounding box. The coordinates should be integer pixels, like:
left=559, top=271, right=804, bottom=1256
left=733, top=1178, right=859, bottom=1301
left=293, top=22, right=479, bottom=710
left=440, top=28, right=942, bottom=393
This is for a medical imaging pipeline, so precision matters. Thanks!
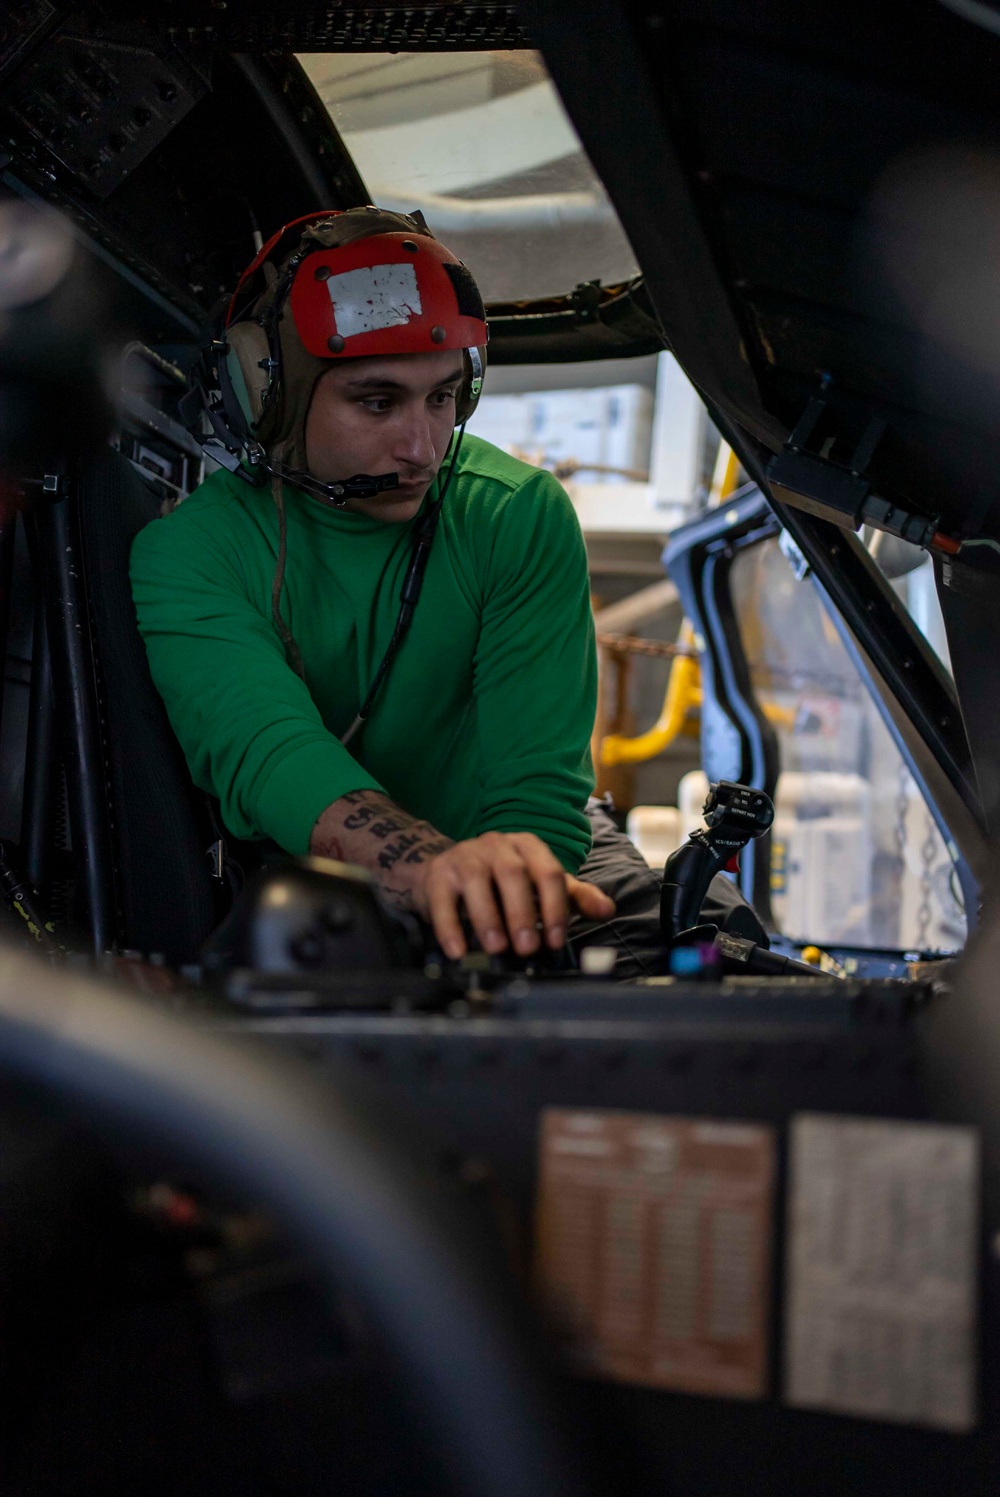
left=570, top=279, right=602, bottom=324
left=778, top=527, right=811, bottom=581
left=206, top=839, right=226, bottom=883
left=767, top=389, right=943, bottom=550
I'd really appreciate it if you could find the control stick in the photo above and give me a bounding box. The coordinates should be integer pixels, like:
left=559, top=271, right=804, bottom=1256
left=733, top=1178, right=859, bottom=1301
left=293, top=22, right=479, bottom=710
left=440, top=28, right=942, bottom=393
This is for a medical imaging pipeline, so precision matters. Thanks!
left=660, top=779, right=774, bottom=946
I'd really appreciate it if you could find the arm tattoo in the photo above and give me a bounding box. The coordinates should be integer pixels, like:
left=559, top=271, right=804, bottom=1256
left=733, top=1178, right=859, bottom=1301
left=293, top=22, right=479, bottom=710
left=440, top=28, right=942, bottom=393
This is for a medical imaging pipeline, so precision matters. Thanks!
left=313, top=789, right=451, bottom=881
left=370, top=817, right=409, bottom=838
left=378, top=882, right=417, bottom=912
left=342, top=802, right=381, bottom=831
left=376, top=831, right=426, bottom=870
left=376, top=833, right=453, bottom=872
left=342, top=791, right=420, bottom=838
left=402, top=838, right=452, bottom=865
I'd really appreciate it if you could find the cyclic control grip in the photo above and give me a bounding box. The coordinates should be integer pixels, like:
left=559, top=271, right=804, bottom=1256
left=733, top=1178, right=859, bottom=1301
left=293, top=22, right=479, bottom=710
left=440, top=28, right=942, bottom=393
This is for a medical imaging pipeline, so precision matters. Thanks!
left=660, top=780, right=775, bottom=945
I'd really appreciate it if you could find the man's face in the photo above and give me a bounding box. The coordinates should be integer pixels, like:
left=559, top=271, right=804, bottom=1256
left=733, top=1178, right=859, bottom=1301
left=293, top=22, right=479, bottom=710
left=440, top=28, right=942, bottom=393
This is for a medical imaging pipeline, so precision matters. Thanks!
left=304, top=348, right=464, bottom=522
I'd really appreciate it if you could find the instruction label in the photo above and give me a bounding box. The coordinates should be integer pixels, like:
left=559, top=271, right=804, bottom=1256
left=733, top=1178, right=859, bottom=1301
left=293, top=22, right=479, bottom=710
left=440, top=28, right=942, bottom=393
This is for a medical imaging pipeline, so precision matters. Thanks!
left=535, top=1110, right=775, bottom=1398
left=785, top=1114, right=978, bottom=1431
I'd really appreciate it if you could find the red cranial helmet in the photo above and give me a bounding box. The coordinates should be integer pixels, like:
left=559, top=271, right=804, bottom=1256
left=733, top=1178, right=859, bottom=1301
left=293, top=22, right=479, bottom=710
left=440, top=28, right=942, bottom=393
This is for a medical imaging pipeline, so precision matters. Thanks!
left=290, top=230, right=487, bottom=361
left=220, top=207, right=488, bottom=479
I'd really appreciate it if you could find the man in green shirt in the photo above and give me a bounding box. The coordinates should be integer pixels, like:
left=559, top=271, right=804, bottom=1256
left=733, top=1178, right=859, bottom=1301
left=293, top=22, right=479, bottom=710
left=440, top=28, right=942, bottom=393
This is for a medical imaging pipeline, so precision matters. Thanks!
left=131, top=207, right=616, bottom=962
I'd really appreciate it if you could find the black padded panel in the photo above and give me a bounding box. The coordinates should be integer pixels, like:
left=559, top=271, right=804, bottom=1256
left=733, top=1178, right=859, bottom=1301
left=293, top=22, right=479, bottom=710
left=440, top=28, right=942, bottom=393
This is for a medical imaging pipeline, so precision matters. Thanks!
left=443, top=261, right=486, bottom=323
left=76, top=449, right=219, bottom=962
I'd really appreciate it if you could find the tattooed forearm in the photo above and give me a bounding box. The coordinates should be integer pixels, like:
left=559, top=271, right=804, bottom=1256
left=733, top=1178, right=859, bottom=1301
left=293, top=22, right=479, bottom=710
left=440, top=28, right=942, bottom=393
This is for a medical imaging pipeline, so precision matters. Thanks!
left=310, top=789, right=453, bottom=893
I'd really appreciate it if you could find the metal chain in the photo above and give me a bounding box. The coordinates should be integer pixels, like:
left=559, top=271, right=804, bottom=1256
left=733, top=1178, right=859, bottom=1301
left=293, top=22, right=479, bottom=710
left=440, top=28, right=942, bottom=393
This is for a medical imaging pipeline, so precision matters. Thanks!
left=894, top=763, right=909, bottom=947
left=595, top=633, right=696, bottom=659
left=917, top=811, right=937, bottom=951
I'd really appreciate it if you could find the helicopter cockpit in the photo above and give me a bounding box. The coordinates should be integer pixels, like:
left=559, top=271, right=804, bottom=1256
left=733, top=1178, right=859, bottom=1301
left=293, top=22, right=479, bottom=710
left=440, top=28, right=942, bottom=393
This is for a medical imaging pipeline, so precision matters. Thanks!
left=0, top=3, right=998, bottom=1494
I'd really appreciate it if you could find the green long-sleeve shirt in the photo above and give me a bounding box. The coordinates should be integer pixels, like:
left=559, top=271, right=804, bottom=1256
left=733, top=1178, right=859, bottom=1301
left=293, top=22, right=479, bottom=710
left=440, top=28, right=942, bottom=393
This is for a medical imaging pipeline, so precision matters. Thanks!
left=129, top=434, right=597, bottom=870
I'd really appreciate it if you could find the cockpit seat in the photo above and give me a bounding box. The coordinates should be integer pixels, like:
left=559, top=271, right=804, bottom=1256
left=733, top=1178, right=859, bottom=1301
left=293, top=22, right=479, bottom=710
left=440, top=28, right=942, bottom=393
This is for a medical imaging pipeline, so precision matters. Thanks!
left=75, top=447, right=223, bottom=963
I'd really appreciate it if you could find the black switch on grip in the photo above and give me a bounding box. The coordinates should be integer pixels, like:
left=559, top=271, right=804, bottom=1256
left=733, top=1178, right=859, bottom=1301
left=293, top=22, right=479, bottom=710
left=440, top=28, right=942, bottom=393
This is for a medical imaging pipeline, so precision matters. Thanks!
left=660, top=780, right=774, bottom=946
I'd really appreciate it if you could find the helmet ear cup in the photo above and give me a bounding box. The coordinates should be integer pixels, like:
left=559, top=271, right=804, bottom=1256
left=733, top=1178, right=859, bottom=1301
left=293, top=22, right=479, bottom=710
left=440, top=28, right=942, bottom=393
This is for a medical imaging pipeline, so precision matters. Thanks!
left=456, top=345, right=487, bottom=425
left=224, top=320, right=272, bottom=430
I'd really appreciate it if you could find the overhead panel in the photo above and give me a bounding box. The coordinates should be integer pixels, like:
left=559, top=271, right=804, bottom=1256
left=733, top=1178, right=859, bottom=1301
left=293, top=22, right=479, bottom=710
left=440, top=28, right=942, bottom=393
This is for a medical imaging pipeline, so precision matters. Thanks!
left=93, top=3, right=531, bottom=50
left=2, top=23, right=208, bottom=199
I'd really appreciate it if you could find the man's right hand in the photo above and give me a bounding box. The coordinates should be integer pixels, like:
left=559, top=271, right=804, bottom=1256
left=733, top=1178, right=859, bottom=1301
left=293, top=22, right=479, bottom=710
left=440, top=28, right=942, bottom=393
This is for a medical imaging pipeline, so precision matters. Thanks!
left=414, top=828, right=613, bottom=959
left=309, top=789, right=614, bottom=960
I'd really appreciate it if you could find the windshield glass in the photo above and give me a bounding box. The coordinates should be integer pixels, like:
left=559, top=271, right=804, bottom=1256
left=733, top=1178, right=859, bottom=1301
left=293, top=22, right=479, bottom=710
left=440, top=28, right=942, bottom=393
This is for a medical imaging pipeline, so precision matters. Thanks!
left=297, top=50, right=641, bottom=302
left=731, top=537, right=965, bottom=954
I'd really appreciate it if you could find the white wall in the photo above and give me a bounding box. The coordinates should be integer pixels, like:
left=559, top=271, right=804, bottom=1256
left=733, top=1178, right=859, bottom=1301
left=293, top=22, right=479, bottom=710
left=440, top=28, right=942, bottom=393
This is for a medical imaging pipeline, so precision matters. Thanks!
left=648, top=351, right=704, bottom=513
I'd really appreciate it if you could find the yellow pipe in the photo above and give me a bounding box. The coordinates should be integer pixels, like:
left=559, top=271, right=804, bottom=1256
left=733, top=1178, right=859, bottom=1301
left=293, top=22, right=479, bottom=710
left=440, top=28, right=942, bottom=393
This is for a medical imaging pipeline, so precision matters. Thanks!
left=710, top=442, right=742, bottom=505
left=763, top=701, right=796, bottom=730
left=599, top=608, right=795, bottom=765
left=601, top=648, right=702, bottom=765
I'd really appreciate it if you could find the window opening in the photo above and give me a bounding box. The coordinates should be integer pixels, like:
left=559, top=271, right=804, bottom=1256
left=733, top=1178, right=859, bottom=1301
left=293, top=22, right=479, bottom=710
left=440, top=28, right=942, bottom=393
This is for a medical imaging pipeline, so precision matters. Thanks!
left=298, top=50, right=640, bottom=302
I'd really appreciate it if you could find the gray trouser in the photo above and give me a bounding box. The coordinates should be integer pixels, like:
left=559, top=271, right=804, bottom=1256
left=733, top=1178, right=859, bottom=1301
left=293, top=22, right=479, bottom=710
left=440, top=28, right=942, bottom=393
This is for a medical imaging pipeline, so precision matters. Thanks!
left=566, top=799, right=766, bottom=980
